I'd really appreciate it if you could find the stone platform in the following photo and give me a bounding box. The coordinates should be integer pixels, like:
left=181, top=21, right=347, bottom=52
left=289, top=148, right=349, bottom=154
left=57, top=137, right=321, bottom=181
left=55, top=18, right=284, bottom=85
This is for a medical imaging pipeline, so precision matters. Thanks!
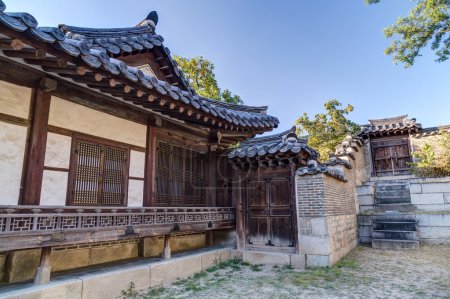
left=0, top=247, right=233, bottom=299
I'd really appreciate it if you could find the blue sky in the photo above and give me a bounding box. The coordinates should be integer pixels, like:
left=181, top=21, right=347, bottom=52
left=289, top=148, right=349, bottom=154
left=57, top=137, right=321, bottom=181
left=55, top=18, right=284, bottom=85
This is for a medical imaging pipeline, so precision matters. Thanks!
left=5, top=1, right=449, bottom=134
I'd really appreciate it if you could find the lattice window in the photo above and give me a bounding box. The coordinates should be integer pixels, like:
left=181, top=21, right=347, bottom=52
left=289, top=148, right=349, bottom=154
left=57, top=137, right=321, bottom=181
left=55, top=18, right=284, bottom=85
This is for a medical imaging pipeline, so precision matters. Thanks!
left=69, top=137, right=128, bottom=206
left=155, top=141, right=207, bottom=207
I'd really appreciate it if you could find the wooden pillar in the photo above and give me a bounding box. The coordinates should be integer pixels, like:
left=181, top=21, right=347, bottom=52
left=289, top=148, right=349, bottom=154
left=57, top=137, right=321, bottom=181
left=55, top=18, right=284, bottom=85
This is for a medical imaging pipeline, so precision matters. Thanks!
left=206, top=148, right=217, bottom=207
left=162, top=234, right=171, bottom=259
left=233, top=169, right=245, bottom=250
left=21, top=78, right=56, bottom=205
left=143, top=120, right=157, bottom=207
left=290, top=163, right=301, bottom=254
left=34, top=247, right=52, bottom=285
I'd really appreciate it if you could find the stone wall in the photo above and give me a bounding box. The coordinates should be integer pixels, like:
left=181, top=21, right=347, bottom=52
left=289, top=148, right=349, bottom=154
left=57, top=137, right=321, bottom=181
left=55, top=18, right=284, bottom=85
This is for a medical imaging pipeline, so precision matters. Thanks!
left=296, top=165, right=359, bottom=266
left=357, top=177, right=450, bottom=244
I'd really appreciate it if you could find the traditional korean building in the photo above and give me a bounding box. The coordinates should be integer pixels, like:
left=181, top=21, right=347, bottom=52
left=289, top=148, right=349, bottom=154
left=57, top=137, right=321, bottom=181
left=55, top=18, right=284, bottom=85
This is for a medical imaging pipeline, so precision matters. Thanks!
left=0, top=2, right=279, bottom=284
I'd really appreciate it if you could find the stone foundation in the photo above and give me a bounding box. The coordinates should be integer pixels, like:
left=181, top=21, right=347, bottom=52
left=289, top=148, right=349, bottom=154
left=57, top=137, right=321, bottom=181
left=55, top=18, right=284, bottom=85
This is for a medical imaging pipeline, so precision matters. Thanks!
left=0, top=232, right=206, bottom=283
left=298, top=214, right=357, bottom=266
left=0, top=248, right=232, bottom=299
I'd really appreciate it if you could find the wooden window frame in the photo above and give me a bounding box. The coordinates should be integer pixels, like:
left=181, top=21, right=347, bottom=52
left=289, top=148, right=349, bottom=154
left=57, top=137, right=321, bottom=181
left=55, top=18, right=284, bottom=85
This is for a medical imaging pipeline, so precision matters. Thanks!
left=66, top=133, right=130, bottom=206
left=155, top=139, right=208, bottom=207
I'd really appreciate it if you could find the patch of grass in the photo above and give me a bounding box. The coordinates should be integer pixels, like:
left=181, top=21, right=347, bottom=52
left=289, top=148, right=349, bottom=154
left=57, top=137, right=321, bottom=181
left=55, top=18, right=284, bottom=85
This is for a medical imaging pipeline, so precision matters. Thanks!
left=184, top=280, right=203, bottom=292
left=291, top=266, right=343, bottom=288
left=250, top=264, right=263, bottom=272
left=334, top=257, right=359, bottom=269
left=146, top=286, right=166, bottom=297
left=193, top=271, right=207, bottom=279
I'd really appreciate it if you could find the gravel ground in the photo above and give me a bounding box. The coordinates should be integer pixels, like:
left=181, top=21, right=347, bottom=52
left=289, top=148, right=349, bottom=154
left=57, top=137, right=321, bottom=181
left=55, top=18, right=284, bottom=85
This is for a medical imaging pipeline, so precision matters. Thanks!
left=125, top=244, right=450, bottom=299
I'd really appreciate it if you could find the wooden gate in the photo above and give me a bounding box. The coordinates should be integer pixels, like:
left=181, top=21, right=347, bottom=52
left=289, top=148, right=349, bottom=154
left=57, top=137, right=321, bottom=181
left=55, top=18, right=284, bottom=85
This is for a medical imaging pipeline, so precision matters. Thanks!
left=371, top=137, right=411, bottom=176
left=246, top=176, right=294, bottom=248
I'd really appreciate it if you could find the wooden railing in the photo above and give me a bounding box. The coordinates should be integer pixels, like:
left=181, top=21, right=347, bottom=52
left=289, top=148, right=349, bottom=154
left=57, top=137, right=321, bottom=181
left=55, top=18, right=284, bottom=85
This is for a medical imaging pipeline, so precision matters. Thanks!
left=0, top=206, right=235, bottom=234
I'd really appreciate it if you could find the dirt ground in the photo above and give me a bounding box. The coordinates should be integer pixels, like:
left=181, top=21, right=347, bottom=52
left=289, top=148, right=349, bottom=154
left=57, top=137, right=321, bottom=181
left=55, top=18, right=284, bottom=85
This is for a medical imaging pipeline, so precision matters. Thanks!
left=126, top=244, right=450, bottom=299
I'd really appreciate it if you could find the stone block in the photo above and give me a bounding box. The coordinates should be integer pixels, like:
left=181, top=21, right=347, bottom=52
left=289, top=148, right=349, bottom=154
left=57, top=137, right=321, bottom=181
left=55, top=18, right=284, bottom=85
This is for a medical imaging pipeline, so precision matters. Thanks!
left=415, top=204, right=450, bottom=212
left=200, top=248, right=232, bottom=270
left=421, top=182, right=450, bottom=193
left=311, top=217, right=328, bottom=236
left=418, top=226, right=450, bottom=240
left=81, top=265, right=150, bottom=299
left=357, top=185, right=373, bottom=196
left=358, top=195, right=374, bottom=206
left=0, top=252, right=7, bottom=282
left=358, top=225, right=372, bottom=237
left=139, top=236, right=163, bottom=258
left=0, top=279, right=83, bottom=299
left=242, top=251, right=290, bottom=266
left=89, top=242, right=138, bottom=265
left=409, top=183, right=422, bottom=194
left=171, top=233, right=205, bottom=252
left=289, top=254, right=305, bottom=269
left=4, top=248, right=41, bottom=283
left=306, top=255, right=330, bottom=267
left=51, top=248, right=90, bottom=272
left=411, top=193, right=445, bottom=205
left=150, top=255, right=202, bottom=287
left=416, top=213, right=450, bottom=227
left=445, top=193, right=450, bottom=204
left=230, top=249, right=243, bottom=259
left=359, top=205, right=374, bottom=213
left=298, top=235, right=330, bottom=255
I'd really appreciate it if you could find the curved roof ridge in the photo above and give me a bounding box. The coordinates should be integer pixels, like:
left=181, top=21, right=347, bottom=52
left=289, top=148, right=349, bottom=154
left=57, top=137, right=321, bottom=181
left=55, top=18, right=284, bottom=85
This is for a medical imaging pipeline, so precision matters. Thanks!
left=202, top=97, right=268, bottom=113
left=59, top=24, right=155, bottom=37
left=241, top=126, right=297, bottom=145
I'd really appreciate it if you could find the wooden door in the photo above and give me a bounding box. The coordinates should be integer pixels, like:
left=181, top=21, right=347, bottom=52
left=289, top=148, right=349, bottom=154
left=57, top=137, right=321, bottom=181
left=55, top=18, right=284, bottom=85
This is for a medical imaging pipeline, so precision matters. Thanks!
left=371, top=137, right=411, bottom=176
left=246, top=176, right=294, bottom=248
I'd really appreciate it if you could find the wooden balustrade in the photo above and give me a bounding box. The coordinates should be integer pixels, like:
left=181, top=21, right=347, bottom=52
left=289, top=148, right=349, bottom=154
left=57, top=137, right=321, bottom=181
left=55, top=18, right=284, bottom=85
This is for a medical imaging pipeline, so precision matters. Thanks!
left=0, top=206, right=235, bottom=234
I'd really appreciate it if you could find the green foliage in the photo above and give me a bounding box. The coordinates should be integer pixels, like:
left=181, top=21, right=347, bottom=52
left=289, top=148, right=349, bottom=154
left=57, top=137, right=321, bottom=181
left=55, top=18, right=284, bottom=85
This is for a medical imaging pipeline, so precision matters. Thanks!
left=368, top=0, right=450, bottom=67
left=409, top=130, right=450, bottom=177
left=121, top=282, right=139, bottom=299
left=173, top=55, right=243, bottom=104
left=294, top=99, right=360, bottom=159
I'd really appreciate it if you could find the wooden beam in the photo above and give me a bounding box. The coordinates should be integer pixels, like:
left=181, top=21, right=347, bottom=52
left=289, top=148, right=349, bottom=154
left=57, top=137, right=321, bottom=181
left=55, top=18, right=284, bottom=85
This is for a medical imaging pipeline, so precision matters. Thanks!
left=143, top=121, right=157, bottom=207
left=0, top=38, right=23, bottom=50
left=22, top=79, right=55, bottom=205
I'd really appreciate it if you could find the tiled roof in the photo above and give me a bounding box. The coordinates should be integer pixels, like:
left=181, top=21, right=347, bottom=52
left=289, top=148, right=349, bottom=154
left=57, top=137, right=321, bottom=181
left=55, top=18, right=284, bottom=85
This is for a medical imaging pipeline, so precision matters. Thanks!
left=228, top=127, right=316, bottom=159
left=0, top=3, right=278, bottom=132
left=359, top=115, right=421, bottom=137
left=296, top=157, right=351, bottom=182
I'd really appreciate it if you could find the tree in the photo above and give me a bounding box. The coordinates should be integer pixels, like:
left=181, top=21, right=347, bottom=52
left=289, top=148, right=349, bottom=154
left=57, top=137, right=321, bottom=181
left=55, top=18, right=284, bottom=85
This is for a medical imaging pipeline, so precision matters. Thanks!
left=294, top=100, right=360, bottom=160
left=173, top=55, right=243, bottom=104
left=367, top=0, right=450, bottom=67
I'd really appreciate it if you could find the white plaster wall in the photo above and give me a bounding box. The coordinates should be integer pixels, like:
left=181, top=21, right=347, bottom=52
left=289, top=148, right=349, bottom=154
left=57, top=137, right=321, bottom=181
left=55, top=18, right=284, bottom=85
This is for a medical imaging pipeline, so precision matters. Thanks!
left=0, top=80, right=31, bottom=119
left=129, top=150, right=145, bottom=178
left=128, top=179, right=144, bottom=207
left=40, top=170, right=68, bottom=206
left=49, top=97, right=146, bottom=147
left=0, top=122, right=27, bottom=205
left=44, top=133, right=72, bottom=168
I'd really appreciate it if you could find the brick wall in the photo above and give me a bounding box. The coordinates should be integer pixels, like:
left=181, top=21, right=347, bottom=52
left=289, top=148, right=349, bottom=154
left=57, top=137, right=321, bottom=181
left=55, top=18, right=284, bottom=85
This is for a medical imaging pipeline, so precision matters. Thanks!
left=296, top=175, right=326, bottom=217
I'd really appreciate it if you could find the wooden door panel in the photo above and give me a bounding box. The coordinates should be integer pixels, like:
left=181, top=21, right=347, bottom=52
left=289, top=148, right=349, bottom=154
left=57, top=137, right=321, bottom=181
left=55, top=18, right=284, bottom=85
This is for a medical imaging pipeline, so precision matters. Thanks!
left=271, top=217, right=294, bottom=247
left=371, top=137, right=411, bottom=176
left=249, top=217, right=269, bottom=245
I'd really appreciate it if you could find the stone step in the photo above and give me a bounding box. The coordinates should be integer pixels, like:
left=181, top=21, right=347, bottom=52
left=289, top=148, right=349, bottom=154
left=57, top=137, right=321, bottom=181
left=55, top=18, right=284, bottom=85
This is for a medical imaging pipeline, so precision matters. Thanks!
left=373, top=221, right=417, bottom=231
left=372, top=230, right=418, bottom=240
left=375, top=204, right=415, bottom=213
left=375, top=196, right=411, bottom=204
left=373, top=213, right=416, bottom=222
left=372, top=239, right=419, bottom=250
